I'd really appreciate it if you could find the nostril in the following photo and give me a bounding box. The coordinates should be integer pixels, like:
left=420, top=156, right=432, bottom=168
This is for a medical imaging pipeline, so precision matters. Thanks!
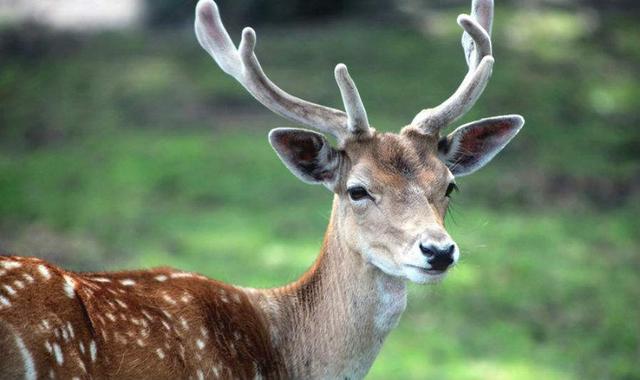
left=444, top=244, right=455, bottom=256
left=419, top=243, right=436, bottom=258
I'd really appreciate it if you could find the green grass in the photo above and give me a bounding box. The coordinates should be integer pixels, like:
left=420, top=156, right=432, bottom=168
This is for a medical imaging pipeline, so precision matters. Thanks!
left=1, top=7, right=639, bottom=379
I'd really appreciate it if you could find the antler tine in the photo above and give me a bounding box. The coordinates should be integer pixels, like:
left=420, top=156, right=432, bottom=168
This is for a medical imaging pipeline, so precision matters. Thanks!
left=195, top=0, right=371, bottom=140
left=412, top=0, right=495, bottom=135
left=463, top=0, right=494, bottom=69
left=335, top=64, right=370, bottom=135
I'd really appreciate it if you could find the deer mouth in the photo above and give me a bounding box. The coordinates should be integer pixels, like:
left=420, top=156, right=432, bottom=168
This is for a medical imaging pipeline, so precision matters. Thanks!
left=405, top=265, right=448, bottom=276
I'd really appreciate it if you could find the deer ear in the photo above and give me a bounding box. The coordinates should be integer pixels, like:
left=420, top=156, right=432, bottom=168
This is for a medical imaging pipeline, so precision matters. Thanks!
left=438, top=115, right=524, bottom=177
left=269, top=128, right=342, bottom=188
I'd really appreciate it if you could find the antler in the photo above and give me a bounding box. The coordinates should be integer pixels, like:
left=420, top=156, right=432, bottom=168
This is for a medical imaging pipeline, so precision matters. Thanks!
left=411, top=0, right=495, bottom=135
left=194, top=0, right=371, bottom=140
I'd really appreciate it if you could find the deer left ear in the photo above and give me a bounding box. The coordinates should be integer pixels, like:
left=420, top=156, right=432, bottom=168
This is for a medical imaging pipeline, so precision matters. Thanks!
left=438, top=115, right=524, bottom=177
left=269, top=128, right=342, bottom=189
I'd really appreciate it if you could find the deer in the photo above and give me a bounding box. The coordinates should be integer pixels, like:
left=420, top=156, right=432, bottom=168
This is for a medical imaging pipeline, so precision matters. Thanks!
left=0, top=0, right=523, bottom=378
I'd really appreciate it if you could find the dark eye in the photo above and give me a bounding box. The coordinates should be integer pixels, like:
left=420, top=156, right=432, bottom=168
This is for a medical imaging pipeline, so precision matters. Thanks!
left=347, top=186, right=371, bottom=201
left=445, top=183, right=458, bottom=197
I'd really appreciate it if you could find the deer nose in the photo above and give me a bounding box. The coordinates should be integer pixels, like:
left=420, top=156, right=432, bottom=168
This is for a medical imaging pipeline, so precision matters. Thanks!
left=419, top=243, right=456, bottom=271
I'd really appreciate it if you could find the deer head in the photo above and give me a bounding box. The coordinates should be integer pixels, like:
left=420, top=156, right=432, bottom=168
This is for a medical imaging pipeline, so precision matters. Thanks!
left=195, top=0, right=524, bottom=284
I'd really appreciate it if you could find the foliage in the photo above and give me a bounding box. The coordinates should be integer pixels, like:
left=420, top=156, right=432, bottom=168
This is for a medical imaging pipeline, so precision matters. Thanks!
left=144, top=0, right=393, bottom=27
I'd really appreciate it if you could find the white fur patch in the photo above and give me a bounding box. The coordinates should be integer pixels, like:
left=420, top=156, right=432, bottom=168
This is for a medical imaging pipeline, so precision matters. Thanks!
left=1, top=261, right=21, bottom=270
left=38, top=265, right=51, bottom=280
left=3, top=285, right=16, bottom=296
left=52, top=343, right=64, bottom=365
left=14, top=333, right=37, bottom=380
left=0, top=295, right=11, bottom=307
left=119, top=279, right=136, bottom=286
left=89, top=340, right=97, bottom=362
left=63, top=275, right=76, bottom=298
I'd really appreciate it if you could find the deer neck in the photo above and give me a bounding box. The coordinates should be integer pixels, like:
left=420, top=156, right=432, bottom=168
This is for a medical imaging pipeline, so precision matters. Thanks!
left=256, top=197, right=407, bottom=379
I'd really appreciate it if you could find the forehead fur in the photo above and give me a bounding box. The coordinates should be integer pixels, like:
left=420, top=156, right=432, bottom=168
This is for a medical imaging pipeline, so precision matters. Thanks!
left=342, top=130, right=447, bottom=187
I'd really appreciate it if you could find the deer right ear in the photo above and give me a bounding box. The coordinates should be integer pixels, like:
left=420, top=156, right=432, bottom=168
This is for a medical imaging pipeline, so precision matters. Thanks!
left=269, top=128, right=342, bottom=188
left=438, top=115, right=524, bottom=177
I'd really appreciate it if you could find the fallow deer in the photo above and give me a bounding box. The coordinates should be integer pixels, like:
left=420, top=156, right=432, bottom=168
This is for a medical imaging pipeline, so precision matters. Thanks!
left=0, top=0, right=523, bottom=378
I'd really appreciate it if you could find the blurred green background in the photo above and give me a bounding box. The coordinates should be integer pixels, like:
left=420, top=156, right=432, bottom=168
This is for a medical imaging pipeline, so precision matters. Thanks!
left=0, top=0, right=638, bottom=379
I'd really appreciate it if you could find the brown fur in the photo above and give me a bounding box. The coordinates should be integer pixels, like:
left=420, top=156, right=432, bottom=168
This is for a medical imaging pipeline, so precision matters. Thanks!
left=0, top=131, right=457, bottom=379
left=0, top=256, right=284, bottom=379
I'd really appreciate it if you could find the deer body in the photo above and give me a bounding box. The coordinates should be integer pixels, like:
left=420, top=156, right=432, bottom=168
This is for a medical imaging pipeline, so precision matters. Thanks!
left=0, top=200, right=405, bottom=379
left=1, top=0, right=524, bottom=378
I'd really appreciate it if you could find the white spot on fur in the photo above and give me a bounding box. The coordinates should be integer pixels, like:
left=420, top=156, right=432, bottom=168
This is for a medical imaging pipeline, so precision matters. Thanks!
left=196, top=339, right=205, bottom=350
left=63, top=275, right=76, bottom=298
left=0, top=295, right=11, bottom=307
left=197, top=369, right=204, bottom=380
left=181, top=292, right=193, bottom=303
left=162, top=293, right=177, bottom=305
left=156, top=348, right=165, bottom=359
left=89, top=340, right=97, bottom=362
left=154, top=275, right=168, bottom=282
left=66, top=322, right=75, bottom=339
left=136, top=338, right=146, bottom=347
left=1, top=261, right=21, bottom=269
left=115, top=299, right=128, bottom=309
left=106, top=313, right=116, bottom=322
left=22, top=274, right=34, bottom=283
left=38, top=265, right=51, bottom=280
left=3, top=285, right=16, bottom=296
left=41, top=319, right=50, bottom=330
left=179, top=317, right=189, bottom=330
left=119, top=279, right=135, bottom=286
left=52, top=343, right=64, bottom=365
left=14, top=333, right=37, bottom=380
left=77, top=358, right=87, bottom=373
left=79, top=342, right=85, bottom=354
left=14, top=280, right=25, bottom=289
left=44, top=341, right=52, bottom=353
left=170, top=272, right=194, bottom=279
left=92, top=277, right=111, bottom=283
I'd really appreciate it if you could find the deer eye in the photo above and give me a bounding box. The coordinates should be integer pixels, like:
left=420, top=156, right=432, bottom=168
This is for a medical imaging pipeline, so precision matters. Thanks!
left=445, top=183, right=458, bottom=197
left=347, top=186, right=371, bottom=201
